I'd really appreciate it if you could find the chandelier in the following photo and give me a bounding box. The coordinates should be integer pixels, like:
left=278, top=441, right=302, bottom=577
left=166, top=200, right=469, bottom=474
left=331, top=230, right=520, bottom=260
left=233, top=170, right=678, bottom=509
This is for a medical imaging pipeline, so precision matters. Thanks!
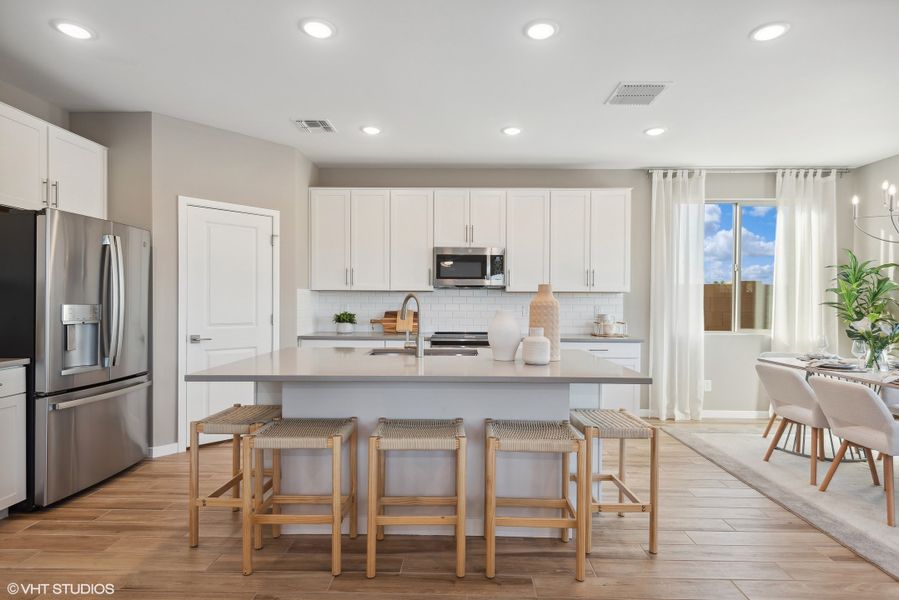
left=852, top=180, right=899, bottom=243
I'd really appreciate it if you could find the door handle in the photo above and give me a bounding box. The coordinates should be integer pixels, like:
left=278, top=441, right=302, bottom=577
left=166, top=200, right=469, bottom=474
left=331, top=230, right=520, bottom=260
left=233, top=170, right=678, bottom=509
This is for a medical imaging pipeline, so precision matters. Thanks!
left=591, top=269, right=595, bottom=287
left=464, top=224, right=468, bottom=243
left=189, top=335, right=212, bottom=343
left=42, top=179, right=49, bottom=205
left=51, top=180, right=59, bottom=207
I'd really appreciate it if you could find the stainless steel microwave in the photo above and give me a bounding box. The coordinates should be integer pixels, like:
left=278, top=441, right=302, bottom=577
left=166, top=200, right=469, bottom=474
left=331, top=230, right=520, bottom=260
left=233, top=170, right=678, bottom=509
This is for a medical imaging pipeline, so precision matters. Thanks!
left=433, top=247, right=505, bottom=288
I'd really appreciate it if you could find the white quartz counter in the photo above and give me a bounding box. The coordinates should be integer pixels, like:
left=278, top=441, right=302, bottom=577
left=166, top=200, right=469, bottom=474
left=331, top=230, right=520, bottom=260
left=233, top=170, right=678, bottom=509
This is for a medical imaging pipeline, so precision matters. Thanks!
left=0, top=358, right=30, bottom=369
left=297, top=332, right=643, bottom=343
left=185, top=347, right=650, bottom=385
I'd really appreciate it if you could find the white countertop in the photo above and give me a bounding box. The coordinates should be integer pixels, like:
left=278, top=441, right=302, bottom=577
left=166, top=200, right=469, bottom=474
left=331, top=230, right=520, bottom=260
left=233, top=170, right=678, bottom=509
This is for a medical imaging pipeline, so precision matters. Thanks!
left=297, top=332, right=642, bottom=343
left=0, top=358, right=30, bottom=369
left=186, top=347, right=651, bottom=384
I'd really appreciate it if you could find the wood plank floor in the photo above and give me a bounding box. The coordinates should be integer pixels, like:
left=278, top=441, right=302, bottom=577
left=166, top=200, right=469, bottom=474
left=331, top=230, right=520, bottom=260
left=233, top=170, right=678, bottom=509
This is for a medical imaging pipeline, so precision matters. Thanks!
left=1, top=422, right=897, bottom=599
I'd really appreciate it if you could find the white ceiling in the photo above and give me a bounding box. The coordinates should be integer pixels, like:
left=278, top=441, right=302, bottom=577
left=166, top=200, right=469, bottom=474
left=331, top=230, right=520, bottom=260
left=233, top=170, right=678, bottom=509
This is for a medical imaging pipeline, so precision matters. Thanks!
left=1, top=0, right=898, bottom=168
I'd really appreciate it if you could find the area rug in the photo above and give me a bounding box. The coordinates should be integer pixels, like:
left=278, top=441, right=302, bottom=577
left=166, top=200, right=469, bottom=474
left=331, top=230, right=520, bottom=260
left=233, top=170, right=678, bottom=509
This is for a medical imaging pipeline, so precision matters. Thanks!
left=663, top=426, right=899, bottom=579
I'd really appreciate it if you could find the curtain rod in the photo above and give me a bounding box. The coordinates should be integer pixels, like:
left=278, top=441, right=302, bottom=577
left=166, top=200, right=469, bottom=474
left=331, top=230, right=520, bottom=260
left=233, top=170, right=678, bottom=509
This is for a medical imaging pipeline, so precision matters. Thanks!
left=647, top=167, right=850, bottom=175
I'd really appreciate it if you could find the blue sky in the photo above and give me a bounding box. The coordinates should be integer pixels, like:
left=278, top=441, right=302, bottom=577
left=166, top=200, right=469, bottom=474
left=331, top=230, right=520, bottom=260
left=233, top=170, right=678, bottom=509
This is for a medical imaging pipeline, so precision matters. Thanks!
left=704, top=203, right=776, bottom=284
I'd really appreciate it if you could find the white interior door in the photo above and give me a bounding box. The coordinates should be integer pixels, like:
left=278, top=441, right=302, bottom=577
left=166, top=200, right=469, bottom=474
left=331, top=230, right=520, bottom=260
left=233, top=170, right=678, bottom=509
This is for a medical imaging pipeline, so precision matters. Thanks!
left=184, top=205, right=274, bottom=444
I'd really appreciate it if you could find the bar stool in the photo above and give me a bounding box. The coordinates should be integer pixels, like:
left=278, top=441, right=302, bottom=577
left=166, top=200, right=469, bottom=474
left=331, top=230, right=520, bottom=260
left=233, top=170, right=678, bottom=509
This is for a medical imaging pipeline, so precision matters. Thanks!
left=189, top=404, right=281, bottom=547
left=569, top=409, right=659, bottom=555
left=484, top=419, right=587, bottom=582
left=241, top=417, right=358, bottom=576
left=366, top=418, right=467, bottom=579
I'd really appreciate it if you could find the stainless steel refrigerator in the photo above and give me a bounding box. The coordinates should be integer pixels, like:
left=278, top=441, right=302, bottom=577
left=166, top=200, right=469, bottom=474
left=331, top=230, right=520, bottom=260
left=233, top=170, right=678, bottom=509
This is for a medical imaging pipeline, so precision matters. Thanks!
left=0, top=207, right=151, bottom=507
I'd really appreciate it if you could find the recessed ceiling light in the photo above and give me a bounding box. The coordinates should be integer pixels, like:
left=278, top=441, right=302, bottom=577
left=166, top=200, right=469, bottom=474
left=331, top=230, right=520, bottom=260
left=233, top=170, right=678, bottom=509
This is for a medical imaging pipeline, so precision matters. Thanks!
left=644, top=127, right=667, bottom=137
left=749, top=22, right=790, bottom=42
left=524, top=20, right=558, bottom=40
left=361, top=126, right=381, bottom=136
left=501, top=126, right=522, bottom=136
left=51, top=20, right=96, bottom=40
left=300, top=19, right=336, bottom=39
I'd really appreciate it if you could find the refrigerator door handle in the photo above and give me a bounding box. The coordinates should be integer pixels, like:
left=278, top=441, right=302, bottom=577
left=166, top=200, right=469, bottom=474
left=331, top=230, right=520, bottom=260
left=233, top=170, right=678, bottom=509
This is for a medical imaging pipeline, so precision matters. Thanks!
left=113, top=235, right=126, bottom=366
left=50, top=380, right=151, bottom=411
left=101, top=235, right=116, bottom=367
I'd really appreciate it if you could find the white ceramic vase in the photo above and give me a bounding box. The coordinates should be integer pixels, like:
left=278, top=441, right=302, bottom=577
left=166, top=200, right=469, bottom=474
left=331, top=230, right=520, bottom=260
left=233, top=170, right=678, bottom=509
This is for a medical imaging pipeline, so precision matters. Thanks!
left=488, top=310, right=521, bottom=361
left=336, top=322, right=354, bottom=334
left=522, top=327, right=551, bottom=365
left=529, top=283, right=561, bottom=361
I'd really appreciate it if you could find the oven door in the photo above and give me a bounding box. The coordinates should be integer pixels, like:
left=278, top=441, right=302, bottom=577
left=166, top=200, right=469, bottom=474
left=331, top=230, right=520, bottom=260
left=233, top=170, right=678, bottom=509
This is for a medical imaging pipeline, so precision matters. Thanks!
left=434, top=247, right=489, bottom=287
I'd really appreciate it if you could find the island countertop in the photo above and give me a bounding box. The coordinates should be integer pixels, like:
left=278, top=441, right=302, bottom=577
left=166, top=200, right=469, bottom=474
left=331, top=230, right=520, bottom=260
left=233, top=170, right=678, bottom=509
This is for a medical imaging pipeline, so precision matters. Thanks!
left=185, top=347, right=650, bottom=384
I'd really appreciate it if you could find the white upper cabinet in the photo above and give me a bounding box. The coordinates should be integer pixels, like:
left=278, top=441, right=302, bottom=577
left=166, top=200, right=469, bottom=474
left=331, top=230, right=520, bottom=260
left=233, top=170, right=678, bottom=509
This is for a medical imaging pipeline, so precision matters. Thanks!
left=350, top=189, right=390, bottom=290
left=310, top=188, right=351, bottom=290
left=506, top=189, right=550, bottom=292
left=0, top=101, right=107, bottom=218
left=48, top=125, right=107, bottom=219
left=390, top=189, right=433, bottom=291
left=469, top=189, right=506, bottom=247
left=590, top=189, right=631, bottom=292
left=0, top=102, right=48, bottom=211
left=433, top=188, right=469, bottom=247
left=550, top=190, right=592, bottom=292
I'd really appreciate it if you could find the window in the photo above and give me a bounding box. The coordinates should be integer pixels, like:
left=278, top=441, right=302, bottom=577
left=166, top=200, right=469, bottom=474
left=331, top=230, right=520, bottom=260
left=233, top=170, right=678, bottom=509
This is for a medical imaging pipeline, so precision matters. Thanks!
left=704, top=201, right=776, bottom=331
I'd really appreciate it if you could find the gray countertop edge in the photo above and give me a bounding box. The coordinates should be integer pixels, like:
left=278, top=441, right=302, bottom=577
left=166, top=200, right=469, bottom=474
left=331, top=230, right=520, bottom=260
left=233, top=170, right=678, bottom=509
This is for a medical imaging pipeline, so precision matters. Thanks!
left=185, top=374, right=653, bottom=384
left=297, top=333, right=643, bottom=343
left=0, top=358, right=30, bottom=369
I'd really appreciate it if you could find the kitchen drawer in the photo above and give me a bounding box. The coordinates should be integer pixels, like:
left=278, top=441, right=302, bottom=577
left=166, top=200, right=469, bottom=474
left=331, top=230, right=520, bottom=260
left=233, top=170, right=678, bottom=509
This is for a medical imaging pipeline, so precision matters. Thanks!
left=561, top=341, right=641, bottom=358
left=0, top=366, right=26, bottom=398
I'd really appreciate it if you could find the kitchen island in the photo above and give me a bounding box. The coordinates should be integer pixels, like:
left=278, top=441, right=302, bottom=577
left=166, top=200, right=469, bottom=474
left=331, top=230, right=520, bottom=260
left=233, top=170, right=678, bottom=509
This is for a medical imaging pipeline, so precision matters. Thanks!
left=186, top=347, right=651, bottom=536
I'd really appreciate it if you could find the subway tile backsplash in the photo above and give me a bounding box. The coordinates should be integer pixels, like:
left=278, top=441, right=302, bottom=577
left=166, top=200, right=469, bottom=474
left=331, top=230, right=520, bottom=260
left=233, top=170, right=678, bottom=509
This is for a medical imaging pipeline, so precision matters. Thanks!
left=298, top=289, right=624, bottom=335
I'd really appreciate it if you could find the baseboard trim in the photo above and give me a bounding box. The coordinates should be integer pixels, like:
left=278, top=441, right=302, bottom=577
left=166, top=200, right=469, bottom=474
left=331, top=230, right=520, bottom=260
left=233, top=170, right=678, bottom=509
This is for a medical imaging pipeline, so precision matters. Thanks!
left=701, top=410, right=769, bottom=419
left=148, top=442, right=180, bottom=458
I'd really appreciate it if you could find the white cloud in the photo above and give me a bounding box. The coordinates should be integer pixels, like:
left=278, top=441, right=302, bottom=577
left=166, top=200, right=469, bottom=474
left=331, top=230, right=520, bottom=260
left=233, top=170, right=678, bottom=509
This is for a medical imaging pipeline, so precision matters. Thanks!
left=704, top=228, right=733, bottom=261
left=741, top=227, right=775, bottom=256
left=704, top=258, right=732, bottom=283
left=705, top=204, right=722, bottom=236
left=742, top=263, right=773, bottom=283
left=748, top=206, right=774, bottom=217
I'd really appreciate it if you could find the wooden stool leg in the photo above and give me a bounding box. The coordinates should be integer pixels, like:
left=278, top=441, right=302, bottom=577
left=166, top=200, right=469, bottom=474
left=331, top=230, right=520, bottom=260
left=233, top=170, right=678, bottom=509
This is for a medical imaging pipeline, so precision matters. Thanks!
left=485, top=437, right=497, bottom=579
left=818, top=429, right=826, bottom=460
left=253, top=447, right=264, bottom=550
left=584, top=429, right=594, bottom=554
left=764, top=418, right=788, bottom=461
left=366, top=439, right=378, bottom=579
left=189, top=422, right=200, bottom=548
left=819, top=440, right=850, bottom=492
left=376, top=451, right=386, bottom=541
left=618, top=438, right=627, bottom=517
left=561, top=450, right=570, bottom=543
left=455, top=436, right=467, bottom=578
left=649, top=427, right=659, bottom=555
left=232, top=434, right=241, bottom=511
left=349, top=420, right=358, bottom=539
left=241, top=437, right=254, bottom=575
left=271, top=449, right=281, bottom=538
left=885, top=455, right=895, bottom=527
left=575, top=439, right=587, bottom=582
left=809, top=428, right=818, bottom=486
left=762, top=413, right=778, bottom=438
left=331, top=435, right=342, bottom=576
left=866, top=448, right=881, bottom=486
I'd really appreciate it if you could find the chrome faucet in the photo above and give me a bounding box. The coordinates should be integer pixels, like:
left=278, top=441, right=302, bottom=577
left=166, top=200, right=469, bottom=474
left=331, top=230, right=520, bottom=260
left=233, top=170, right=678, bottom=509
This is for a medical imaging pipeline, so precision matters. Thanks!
left=400, top=293, right=424, bottom=358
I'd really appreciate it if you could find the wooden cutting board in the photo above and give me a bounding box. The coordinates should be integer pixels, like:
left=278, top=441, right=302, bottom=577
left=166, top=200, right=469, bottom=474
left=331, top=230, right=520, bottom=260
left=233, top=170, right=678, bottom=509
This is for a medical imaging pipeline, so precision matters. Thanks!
left=370, top=310, right=418, bottom=334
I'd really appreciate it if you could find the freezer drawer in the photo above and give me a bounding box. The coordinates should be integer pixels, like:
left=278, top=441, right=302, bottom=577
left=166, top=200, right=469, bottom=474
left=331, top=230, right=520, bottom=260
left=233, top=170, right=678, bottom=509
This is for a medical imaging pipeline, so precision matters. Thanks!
left=35, top=376, right=150, bottom=506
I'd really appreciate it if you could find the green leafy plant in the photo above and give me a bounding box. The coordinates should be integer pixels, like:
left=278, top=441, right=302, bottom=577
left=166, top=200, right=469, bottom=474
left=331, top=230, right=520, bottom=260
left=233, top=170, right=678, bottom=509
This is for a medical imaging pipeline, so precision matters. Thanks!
left=332, top=311, right=357, bottom=325
left=824, top=250, right=899, bottom=368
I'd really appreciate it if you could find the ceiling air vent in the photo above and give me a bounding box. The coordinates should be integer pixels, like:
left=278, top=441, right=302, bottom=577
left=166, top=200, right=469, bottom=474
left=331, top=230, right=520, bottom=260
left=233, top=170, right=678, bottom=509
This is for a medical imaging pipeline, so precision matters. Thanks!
left=294, top=119, right=337, bottom=133
left=605, top=82, right=670, bottom=105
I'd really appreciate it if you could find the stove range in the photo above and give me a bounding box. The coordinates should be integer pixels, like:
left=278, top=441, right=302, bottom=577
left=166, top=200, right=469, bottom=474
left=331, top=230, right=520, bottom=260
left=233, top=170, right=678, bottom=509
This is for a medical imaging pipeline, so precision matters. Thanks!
left=429, top=331, right=490, bottom=348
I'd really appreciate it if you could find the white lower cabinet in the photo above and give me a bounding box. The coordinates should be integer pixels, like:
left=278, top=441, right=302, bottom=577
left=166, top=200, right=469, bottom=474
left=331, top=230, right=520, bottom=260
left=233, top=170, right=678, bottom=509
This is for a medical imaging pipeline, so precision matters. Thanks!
left=562, top=341, right=642, bottom=414
left=0, top=366, right=26, bottom=511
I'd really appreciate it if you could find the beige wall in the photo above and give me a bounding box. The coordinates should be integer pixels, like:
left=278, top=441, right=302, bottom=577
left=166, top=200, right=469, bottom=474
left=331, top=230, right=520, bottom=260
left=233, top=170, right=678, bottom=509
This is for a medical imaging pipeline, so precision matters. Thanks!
left=848, top=153, right=899, bottom=264
left=69, top=112, right=153, bottom=229
left=0, top=78, right=68, bottom=128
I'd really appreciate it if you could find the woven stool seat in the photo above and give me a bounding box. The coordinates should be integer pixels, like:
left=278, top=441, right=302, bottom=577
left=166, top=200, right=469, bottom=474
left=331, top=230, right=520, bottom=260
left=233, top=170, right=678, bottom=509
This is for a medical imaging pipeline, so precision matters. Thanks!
left=252, top=418, right=355, bottom=449
left=570, top=409, right=653, bottom=439
left=486, top=419, right=583, bottom=453
left=371, top=418, right=465, bottom=450
left=198, top=404, right=281, bottom=434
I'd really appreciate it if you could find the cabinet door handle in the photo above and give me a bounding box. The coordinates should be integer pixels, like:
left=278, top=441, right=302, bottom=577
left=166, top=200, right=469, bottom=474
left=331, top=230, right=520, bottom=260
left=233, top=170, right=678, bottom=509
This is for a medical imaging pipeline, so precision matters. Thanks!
left=428, top=267, right=432, bottom=286
left=464, top=224, right=468, bottom=243
left=345, top=268, right=349, bottom=286
left=591, top=269, right=595, bottom=287
left=42, top=179, right=49, bottom=205
left=351, top=268, right=354, bottom=286
left=51, top=181, right=59, bottom=207
left=470, top=224, right=474, bottom=243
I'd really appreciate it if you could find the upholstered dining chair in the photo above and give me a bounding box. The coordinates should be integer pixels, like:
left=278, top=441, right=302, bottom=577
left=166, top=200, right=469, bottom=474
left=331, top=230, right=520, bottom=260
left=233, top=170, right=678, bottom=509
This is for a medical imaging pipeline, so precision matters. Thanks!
left=758, top=353, right=802, bottom=438
left=755, top=363, right=830, bottom=485
left=809, top=376, right=899, bottom=526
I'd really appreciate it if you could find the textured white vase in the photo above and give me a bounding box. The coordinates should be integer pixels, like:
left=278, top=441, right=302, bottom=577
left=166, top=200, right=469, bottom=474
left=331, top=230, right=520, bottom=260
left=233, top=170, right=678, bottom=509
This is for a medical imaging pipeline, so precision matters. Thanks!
left=336, top=322, right=354, bottom=334
left=522, top=327, right=551, bottom=365
left=488, top=310, right=521, bottom=361
left=529, top=283, right=561, bottom=361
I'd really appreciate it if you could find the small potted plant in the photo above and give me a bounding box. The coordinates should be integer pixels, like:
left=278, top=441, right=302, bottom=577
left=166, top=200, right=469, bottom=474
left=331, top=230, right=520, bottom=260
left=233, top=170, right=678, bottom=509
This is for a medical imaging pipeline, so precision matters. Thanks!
left=333, top=311, right=357, bottom=334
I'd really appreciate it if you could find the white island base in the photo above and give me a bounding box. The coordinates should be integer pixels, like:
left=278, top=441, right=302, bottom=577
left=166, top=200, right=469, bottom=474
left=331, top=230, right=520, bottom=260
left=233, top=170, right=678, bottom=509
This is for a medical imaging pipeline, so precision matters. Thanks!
left=259, top=380, right=574, bottom=538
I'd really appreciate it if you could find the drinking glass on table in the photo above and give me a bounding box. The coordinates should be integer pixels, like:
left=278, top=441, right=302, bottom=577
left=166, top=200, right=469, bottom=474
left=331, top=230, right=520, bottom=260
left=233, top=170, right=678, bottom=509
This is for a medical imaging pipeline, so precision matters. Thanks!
left=851, top=340, right=867, bottom=370
left=816, top=335, right=830, bottom=357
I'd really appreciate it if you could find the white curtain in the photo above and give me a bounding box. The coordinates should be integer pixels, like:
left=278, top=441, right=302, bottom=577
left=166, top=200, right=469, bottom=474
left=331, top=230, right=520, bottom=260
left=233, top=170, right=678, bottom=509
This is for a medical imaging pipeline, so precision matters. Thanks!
left=649, top=170, right=706, bottom=420
left=771, top=169, right=838, bottom=354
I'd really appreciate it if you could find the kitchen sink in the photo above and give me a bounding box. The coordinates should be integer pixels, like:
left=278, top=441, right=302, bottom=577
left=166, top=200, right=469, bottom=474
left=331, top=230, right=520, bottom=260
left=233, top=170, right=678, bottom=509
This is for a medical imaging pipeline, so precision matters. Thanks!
left=368, top=348, right=479, bottom=357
